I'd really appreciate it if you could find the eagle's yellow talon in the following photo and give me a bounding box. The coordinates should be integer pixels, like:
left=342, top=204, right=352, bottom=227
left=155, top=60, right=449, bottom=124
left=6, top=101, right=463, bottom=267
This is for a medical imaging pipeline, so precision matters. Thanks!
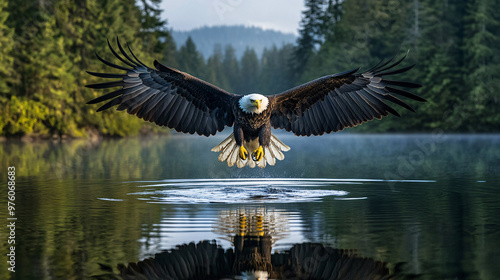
left=239, top=145, right=248, bottom=160
left=252, top=146, right=264, bottom=161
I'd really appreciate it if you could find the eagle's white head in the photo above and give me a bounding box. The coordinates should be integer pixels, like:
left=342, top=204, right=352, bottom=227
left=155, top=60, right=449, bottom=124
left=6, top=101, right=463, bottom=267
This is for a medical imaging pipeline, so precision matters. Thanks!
left=239, top=94, right=269, bottom=114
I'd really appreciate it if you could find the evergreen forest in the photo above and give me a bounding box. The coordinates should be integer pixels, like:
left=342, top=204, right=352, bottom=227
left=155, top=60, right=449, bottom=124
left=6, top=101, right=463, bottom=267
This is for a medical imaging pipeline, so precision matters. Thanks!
left=0, top=0, right=499, bottom=138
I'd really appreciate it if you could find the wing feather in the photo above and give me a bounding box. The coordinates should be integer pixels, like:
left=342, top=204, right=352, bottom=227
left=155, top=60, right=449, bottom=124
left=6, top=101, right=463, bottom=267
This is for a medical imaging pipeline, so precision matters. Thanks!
left=386, top=86, right=426, bottom=102
left=126, top=43, right=149, bottom=67
left=384, top=80, right=421, bottom=88
left=120, top=86, right=149, bottom=104
left=332, top=95, right=354, bottom=127
left=128, top=92, right=155, bottom=115
left=153, top=94, right=174, bottom=123
left=342, top=93, right=365, bottom=122
left=321, top=96, right=341, bottom=131
left=86, top=38, right=235, bottom=136
left=191, top=109, right=205, bottom=135
left=375, top=51, right=408, bottom=73
left=351, top=91, right=374, bottom=120
left=97, top=98, right=121, bottom=112
left=306, top=107, right=321, bottom=135
left=107, top=39, right=137, bottom=68
left=178, top=104, right=197, bottom=134
left=163, top=96, right=184, bottom=126
left=170, top=98, right=190, bottom=129
left=314, top=101, right=332, bottom=130
left=340, top=94, right=361, bottom=125
left=270, top=53, right=424, bottom=136
left=95, top=52, right=132, bottom=71
left=357, top=90, right=383, bottom=117
left=86, top=71, right=124, bottom=79
left=325, top=95, right=344, bottom=130
left=362, top=88, right=393, bottom=116
left=86, top=80, right=124, bottom=89
left=135, top=89, right=162, bottom=119
left=86, top=88, right=122, bottom=104
left=121, top=88, right=152, bottom=113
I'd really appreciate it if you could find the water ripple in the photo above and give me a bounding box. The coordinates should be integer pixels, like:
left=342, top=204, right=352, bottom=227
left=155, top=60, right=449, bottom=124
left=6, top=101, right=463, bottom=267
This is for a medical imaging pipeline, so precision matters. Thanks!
left=127, top=178, right=356, bottom=204
left=126, top=178, right=434, bottom=204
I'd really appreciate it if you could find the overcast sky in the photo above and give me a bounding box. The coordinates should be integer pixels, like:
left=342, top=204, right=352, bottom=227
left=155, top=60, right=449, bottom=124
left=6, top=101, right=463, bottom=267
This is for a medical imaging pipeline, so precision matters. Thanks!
left=160, top=0, right=304, bottom=35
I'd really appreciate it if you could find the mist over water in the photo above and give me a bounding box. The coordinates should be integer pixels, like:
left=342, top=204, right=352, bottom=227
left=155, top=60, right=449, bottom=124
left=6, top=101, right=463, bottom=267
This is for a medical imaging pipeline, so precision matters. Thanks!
left=1, top=133, right=499, bottom=279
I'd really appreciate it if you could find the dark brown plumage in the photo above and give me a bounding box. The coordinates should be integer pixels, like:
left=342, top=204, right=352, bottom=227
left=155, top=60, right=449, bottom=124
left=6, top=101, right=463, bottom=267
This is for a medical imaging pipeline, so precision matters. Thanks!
left=86, top=39, right=235, bottom=137
left=92, top=241, right=414, bottom=279
left=86, top=38, right=425, bottom=168
left=269, top=55, right=425, bottom=136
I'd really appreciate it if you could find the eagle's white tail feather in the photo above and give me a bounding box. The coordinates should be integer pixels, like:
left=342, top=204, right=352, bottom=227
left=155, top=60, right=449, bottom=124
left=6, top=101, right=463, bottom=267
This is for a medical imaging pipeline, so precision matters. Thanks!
left=236, top=153, right=246, bottom=168
left=212, top=133, right=234, bottom=152
left=264, top=146, right=276, bottom=166
left=270, top=141, right=284, bottom=160
left=216, top=135, right=236, bottom=162
left=227, top=143, right=239, bottom=167
left=248, top=155, right=257, bottom=168
left=211, top=133, right=290, bottom=168
left=271, top=134, right=290, bottom=151
left=220, top=142, right=233, bottom=162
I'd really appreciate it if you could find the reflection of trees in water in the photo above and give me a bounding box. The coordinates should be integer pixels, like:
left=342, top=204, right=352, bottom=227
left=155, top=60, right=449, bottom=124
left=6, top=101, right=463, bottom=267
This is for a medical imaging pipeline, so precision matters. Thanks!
left=2, top=134, right=498, bottom=179
left=1, top=134, right=499, bottom=179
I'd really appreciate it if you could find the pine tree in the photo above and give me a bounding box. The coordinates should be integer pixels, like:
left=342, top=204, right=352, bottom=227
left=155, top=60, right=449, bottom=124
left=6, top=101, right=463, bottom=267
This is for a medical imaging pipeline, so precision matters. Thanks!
left=293, top=0, right=326, bottom=79
left=137, top=0, right=168, bottom=55
left=162, top=32, right=179, bottom=68
left=413, top=0, right=467, bottom=131
left=322, top=0, right=342, bottom=41
left=178, top=37, right=206, bottom=79
left=62, top=0, right=149, bottom=137
left=462, top=0, right=500, bottom=131
left=2, top=0, right=73, bottom=136
left=0, top=0, right=14, bottom=94
left=2, top=0, right=172, bottom=137
left=259, top=44, right=294, bottom=94
left=222, top=45, right=240, bottom=93
left=206, top=44, right=231, bottom=90
left=0, top=1, right=16, bottom=135
left=238, top=48, right=259, bottom=94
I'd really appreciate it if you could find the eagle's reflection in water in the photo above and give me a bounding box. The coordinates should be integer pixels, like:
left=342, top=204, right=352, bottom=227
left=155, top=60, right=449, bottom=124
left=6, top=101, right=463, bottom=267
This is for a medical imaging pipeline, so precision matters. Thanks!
left=94, top=209, right=414, bottom=280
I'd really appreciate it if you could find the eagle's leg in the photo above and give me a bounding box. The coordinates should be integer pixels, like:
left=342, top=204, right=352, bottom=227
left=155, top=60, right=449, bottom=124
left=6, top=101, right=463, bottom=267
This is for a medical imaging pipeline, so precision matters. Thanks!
left=251, top=146, right=264, bottom=161
left=239, top=145, right=248, bottom=160
left=234, top=124, right=248, bottom=160
left=251, top=122, right=270, bottom=162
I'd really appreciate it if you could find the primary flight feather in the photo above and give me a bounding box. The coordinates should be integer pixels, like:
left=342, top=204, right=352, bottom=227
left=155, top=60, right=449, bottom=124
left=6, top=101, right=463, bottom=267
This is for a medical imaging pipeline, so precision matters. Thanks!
left=86, top=38, right=425, bottom=168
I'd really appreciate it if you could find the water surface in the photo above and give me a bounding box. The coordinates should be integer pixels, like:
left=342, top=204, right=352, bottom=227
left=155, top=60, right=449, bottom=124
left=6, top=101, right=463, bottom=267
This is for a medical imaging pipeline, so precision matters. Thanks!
left=0, top=133, right=499, bottom=279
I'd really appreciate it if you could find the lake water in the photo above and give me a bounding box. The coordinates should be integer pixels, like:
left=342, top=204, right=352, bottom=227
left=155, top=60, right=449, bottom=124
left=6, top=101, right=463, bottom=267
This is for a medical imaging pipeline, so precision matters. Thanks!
left=0, top=133, right=499, bottom=279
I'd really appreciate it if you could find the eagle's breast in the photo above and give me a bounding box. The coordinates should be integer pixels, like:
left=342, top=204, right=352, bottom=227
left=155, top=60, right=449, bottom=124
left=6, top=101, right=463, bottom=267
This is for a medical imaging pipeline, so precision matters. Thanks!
left=233, top=99, right=272, bottom=132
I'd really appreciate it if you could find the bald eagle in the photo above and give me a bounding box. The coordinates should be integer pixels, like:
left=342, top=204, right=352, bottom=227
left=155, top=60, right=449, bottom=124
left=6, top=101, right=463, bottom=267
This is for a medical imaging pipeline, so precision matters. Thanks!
left=86, top=39, right=425, bottom=168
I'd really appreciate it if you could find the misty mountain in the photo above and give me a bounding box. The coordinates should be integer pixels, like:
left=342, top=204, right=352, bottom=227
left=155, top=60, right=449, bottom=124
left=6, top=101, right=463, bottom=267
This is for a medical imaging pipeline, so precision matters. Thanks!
left=171, top=25, right=297, bottom=59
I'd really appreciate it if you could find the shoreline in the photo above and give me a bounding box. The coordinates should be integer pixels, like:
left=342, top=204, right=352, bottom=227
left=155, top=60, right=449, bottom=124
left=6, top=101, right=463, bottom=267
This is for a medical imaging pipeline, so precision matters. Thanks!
left=2, top=131, right=500, bottom=143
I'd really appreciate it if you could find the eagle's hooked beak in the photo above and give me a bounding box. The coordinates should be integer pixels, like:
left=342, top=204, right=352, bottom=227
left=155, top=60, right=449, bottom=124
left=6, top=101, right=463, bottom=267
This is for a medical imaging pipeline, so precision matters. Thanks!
left=251, top=99, right=261, bottom=109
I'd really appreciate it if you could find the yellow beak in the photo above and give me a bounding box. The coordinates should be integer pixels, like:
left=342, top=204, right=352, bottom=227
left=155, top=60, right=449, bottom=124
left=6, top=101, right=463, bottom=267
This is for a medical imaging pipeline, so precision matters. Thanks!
left=251, top=99, right=261, bottom=109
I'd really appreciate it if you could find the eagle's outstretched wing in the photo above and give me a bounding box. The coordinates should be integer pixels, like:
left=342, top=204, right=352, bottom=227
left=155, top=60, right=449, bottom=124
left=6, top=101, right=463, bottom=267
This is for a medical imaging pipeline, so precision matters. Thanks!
left=269, top=53, right=425, bottom=136
left=86, top=38, right=236, bottom=136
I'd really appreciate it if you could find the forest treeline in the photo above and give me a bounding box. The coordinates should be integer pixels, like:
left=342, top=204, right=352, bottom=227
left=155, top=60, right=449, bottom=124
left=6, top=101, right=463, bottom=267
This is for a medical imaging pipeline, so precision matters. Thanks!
left=0, top=0, right=499, bottom=138
left=171, top=25, right=296, bottom=59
